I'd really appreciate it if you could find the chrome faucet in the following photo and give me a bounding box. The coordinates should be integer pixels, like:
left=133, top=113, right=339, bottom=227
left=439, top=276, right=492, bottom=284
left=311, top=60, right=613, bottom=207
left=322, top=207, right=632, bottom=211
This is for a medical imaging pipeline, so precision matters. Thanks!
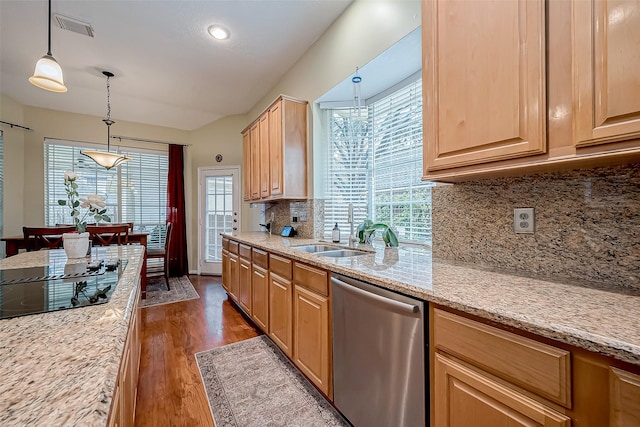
left=260, top=211, right=275, bottom=235
left=347, top=203, right=356, bottom=247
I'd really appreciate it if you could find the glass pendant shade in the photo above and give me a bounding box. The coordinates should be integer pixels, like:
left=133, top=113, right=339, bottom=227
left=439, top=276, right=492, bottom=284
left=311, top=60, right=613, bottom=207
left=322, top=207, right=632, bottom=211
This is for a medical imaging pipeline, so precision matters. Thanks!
left=29, top=54, right=67, bottom=92
left=81, top=150, right=131, bottom=170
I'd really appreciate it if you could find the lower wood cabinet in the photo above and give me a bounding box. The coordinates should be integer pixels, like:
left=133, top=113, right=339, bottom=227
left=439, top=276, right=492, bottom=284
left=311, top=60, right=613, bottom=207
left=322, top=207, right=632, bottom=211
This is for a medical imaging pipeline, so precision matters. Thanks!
left=434, top=354, right=570, bottom=427
left=108, top=287, right=141, bottom=427
left=238, top=257, right=252, bottom=314
left=269, top=272, right=292, bottom=357
left=228, top=253, right=239, bottom=302
left=221, top=249, right=230, bottom=293
left=610, top=367, right=640, bottom=427
left=293, top=283, right=330, bottom=396
left=251, top=264, right=269, bottom=332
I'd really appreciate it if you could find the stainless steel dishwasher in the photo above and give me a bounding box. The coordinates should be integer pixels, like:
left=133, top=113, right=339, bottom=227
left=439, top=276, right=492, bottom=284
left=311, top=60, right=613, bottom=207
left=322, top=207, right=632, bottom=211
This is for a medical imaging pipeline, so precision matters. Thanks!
left=331, top=273, right=427, bottom=427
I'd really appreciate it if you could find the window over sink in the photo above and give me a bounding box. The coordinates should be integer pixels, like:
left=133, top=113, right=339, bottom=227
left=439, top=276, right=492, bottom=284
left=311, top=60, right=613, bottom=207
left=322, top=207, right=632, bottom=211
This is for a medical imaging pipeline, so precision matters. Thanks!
left=320, top=76, right=434, bottom=245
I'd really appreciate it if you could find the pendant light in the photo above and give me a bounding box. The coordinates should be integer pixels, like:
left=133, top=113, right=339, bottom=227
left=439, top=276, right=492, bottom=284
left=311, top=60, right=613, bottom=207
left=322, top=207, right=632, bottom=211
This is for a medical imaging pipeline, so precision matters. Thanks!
left=81, top=71, right=131, bottom=170
left=29, top=0, right=67, bottom=92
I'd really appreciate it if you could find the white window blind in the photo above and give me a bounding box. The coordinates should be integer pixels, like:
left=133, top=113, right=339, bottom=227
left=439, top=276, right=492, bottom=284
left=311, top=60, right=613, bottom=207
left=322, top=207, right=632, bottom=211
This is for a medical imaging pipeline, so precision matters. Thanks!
left=44, top=139, right=168, bottom=237
left=325, top=77, right=433, bottom=244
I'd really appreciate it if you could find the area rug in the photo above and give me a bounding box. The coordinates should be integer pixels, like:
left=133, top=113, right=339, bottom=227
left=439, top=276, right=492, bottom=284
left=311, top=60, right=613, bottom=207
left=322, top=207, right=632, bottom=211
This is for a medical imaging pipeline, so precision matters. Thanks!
left=195, top=336, right=349, bottom=427
left=140, top=275, right=200, bottom=308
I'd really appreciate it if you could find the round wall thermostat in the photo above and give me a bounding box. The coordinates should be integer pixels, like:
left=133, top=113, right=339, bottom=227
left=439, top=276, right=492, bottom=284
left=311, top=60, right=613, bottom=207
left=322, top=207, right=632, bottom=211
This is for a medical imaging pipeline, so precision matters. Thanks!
left=215, top=154, right=223, bottom=162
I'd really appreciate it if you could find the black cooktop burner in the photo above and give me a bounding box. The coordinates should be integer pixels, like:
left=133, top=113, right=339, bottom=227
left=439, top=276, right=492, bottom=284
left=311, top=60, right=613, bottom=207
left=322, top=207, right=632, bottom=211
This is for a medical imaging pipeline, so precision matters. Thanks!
left=0, top=257, right=127, bottom=320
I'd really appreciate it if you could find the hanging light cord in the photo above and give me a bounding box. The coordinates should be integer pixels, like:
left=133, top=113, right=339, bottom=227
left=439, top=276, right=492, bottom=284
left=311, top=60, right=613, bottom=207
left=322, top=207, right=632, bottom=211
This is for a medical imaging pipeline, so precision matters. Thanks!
left=103, top=74, right=114, bottom=152
left=46, top=0, right=52, bottom=56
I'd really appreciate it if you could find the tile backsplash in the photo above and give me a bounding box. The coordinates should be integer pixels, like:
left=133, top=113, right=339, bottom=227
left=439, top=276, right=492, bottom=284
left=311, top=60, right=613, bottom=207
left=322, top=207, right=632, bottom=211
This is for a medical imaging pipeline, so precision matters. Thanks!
left=264, top=199, right=324, bottom=239
left=432, top=164, right=640, bottom=289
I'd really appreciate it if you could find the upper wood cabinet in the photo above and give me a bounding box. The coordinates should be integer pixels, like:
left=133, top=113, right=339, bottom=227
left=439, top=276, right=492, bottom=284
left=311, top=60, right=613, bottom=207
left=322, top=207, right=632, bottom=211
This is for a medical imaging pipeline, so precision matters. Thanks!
left=241, top=132, right=251, bottom=201
left=259, top=115, right=270, bottom=198
left=242, top=95, right=308, bottom=202
left=249, top=123, right=260, bottom=200
left=423, top=0, right=546, bottom=172
left=573, top=0, right=640, bottom=148
left=422, top=0, right=640, bottom=182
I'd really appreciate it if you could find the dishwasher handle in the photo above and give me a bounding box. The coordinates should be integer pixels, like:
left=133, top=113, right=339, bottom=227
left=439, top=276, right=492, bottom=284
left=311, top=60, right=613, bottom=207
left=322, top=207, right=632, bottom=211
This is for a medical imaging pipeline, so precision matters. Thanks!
left=332, top=277, right=420, bottom=314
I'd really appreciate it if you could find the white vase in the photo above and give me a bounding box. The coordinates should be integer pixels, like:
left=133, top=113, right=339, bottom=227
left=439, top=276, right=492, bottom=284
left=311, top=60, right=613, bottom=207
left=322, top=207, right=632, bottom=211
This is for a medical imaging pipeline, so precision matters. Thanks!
left=63, top=232, right=90, bottom=259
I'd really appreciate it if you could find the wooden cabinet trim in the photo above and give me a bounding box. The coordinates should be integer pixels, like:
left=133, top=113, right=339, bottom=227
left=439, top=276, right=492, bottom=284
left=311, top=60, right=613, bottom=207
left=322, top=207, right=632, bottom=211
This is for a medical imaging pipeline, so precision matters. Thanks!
left=610, top=367, right=640, bottom=426
left=433, top=308, right=571, bottom=407
left=434, top=353, right=571, bottom=427
left=252, top=248, right=268, bottom=269
left=239, top=243, right=252, bottom=260
left=269, top=254, right=292, bottom=280
left=293, top=261, right=329, bottom=296
left=229, top=240, right=239, bottom=255
left=293, top=284, right=330, bottom=396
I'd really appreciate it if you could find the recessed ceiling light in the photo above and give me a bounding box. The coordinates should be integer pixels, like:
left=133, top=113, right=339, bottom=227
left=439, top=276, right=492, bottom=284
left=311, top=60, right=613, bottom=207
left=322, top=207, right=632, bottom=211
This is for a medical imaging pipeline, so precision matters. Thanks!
left=208, top=25, right=229, bottom=40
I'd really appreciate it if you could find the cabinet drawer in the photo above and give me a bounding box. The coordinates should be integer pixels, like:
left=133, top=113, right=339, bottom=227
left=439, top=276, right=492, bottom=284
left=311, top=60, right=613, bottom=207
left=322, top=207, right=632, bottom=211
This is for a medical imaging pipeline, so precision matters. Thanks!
left=252, top=248, right=268, bottom=269
left=229, top=240, right=239, bottom=255
left=433, top=308, right=571, bottom=407
left=269, top=254, right=292, bottom=280
left=222, top=237, right=229, bottom=250
left=293, top=262, right=328, bottom=296
left=239, top=243, right=252, bottom=260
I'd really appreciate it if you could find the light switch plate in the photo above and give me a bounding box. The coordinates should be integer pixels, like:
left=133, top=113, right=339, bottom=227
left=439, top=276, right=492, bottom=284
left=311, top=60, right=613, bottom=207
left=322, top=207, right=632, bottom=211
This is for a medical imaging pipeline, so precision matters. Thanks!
left=514, top=208, right=535, bottom=233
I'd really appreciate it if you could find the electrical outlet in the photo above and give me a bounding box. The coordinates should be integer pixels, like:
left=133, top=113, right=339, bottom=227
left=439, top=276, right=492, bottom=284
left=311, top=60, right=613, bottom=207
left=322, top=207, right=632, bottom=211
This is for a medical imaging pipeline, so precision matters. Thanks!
left=513, top=208, right=535, bottom=233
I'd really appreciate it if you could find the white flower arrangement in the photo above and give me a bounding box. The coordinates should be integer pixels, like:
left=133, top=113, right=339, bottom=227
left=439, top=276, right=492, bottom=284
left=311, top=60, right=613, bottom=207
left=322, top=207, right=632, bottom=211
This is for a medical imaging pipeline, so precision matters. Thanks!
left=58, top=171, right=111, bottom=233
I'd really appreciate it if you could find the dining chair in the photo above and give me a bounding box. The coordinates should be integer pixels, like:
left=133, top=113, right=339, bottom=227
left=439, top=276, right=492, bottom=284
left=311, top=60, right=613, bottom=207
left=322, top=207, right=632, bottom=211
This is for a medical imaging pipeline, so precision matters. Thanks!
left=146, top=222, right=173, bottom=290
left=87, top=224, right=130, bottom=246
left=23, top=226, right=76, bottom=251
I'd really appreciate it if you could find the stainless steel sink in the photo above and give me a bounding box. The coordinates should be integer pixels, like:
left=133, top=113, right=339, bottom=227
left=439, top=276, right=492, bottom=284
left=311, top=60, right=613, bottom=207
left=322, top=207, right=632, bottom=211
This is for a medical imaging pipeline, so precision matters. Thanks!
left=316, top=249, right=369, bottom=258
left=291, top=244, right=342, bottom=253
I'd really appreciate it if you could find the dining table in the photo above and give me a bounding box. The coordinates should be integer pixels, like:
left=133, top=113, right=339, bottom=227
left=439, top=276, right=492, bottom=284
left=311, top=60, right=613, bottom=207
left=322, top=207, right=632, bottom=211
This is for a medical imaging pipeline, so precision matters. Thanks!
left=1, top=231, right=150, bottom=298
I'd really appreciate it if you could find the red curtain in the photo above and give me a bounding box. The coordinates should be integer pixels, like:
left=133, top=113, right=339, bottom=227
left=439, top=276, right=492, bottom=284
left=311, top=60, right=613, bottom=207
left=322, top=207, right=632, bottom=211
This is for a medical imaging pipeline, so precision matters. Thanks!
left=167, top=144, right=188, bottom=276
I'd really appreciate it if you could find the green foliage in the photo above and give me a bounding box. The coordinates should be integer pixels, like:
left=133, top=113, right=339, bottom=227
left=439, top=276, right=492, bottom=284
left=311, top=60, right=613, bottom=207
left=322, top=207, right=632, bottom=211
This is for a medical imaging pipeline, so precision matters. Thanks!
left=58, top=172, right=110, bottom=233
left=356, top=219, right=398, bottom=247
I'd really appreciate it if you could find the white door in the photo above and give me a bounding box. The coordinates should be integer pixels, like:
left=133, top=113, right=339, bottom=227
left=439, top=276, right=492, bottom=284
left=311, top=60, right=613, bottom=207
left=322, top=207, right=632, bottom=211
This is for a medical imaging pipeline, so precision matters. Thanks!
left=198, top=166, right=240, bottom=275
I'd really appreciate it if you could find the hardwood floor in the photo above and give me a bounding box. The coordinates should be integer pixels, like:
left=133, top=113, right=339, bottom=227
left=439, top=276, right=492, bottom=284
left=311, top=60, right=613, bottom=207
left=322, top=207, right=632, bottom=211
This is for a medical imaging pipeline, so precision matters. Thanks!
left=134, top=275, right=260, bottom=426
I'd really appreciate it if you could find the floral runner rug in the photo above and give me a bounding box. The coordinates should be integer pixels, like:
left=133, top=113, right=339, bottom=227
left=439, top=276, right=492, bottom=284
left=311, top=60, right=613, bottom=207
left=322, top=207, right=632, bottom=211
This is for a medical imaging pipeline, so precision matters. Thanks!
left=195, top=336, right=349, bottom=427
left=140, top=275, right=199, bottom=308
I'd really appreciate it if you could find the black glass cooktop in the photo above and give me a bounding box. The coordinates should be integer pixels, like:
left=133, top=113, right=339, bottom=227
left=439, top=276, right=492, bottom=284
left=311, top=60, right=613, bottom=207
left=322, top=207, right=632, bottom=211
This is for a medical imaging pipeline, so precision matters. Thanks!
left=0, top=255, right=127, bottom=320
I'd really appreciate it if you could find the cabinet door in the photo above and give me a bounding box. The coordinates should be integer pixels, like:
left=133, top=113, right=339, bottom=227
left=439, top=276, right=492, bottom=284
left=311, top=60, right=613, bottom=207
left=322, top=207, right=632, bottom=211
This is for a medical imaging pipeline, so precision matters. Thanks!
left=269, top=272, right=292, bottom=357
left=610, top=367, right=640, bottom=427
left=434, top=354, right=571, bottom=427
left=423, top=0, right=546, bottom=173
left=574, top=0, right=640, bottom=147
left=229, top=253, right=239, bottom=301
left=238, top=258, right=252, bottom=314
left=269, top=101, right=283, bottom=197
left=108, top=381, right=122, bottom=427
left=251, top=265, right=269, bottom=332
left=250, top=123, right=260, bottom=200
left=259, top=114, right=271, bottom=198
left=293, top=285, right=330, bottom=396
left=242, top=130, right=251, bottom=201
left=221, top=249, right=230, bottom=292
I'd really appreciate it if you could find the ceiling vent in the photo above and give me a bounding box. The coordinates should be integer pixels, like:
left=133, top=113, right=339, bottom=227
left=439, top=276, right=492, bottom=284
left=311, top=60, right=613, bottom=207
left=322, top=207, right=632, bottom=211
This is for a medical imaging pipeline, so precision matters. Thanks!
left=54, top=14, right=94, bottom=37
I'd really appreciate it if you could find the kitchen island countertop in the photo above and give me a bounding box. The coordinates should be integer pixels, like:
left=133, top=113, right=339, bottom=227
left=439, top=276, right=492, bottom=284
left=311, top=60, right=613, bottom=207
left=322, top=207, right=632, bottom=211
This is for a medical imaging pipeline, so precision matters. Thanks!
left=224, top=232, right=640, bottom=367
left=0, top=245, right=144, bottom=427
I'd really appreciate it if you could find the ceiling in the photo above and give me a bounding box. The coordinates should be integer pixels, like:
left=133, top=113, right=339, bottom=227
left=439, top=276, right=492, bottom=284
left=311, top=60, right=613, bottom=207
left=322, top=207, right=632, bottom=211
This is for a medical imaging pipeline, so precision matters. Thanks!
left=0, top=0, right=352, bottom=131
left=316, top=26, right=421, bottom=106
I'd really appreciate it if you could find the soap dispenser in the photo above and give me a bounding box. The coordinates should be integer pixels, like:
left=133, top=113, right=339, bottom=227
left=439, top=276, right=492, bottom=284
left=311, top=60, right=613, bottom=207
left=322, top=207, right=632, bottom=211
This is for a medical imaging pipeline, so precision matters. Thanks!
left=332, top=223, right=340, bottom=243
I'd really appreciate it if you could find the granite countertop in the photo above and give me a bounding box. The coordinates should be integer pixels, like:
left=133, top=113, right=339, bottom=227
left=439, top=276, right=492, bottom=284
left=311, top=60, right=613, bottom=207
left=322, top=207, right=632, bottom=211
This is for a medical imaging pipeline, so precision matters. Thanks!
left=0, top=245, right=144, bottom=427
left=224, top=232, right=640, bottom=366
